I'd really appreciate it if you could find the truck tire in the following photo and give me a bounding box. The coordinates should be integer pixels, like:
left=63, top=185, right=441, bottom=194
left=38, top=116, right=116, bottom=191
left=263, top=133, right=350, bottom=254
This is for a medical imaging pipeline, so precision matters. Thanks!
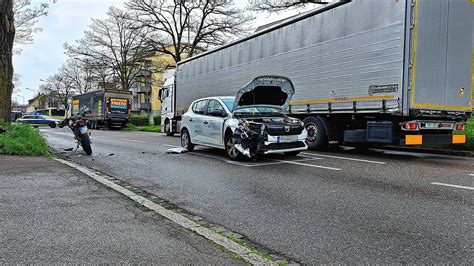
left=80, top=135, right=92, bottom=155
left=303, top=116, right=328, bottom=150
left=165, top=119, right=174, bottom=136
left=181, top=129, right=195, bottom=152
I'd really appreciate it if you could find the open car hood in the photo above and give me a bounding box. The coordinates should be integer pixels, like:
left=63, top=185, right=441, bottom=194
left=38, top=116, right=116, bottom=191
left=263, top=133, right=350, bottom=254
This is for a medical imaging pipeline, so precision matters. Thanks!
left=233, top=76, right=295, bottom=112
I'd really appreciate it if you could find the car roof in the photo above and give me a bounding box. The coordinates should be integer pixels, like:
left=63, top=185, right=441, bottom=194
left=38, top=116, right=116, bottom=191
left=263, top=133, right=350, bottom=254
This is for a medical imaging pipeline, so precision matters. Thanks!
left=193, top=96, right=234, bottom=102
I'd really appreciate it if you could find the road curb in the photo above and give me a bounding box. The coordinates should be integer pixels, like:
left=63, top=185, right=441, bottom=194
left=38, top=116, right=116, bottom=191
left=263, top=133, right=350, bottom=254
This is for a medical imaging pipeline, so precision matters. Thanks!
left=54, top=157, right=279, bottom=265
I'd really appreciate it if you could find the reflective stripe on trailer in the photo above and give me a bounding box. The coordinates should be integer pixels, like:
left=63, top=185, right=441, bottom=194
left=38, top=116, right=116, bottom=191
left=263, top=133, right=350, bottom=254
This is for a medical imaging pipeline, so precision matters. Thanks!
left=403, top=134, right=466, bottom=145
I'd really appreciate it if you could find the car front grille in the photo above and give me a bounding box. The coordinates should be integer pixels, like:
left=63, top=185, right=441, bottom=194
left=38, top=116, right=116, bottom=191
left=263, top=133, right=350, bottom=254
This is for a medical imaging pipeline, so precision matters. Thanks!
left=265, top=141, right=306, bottom=150
left=266, top=126, right=304, bottom=136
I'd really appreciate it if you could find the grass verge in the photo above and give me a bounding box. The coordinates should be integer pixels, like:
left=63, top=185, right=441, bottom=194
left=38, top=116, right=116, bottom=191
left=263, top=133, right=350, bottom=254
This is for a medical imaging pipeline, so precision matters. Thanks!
left=0, top=123, right=49, bottom=156
left=140, top=125, right=161, bottom=133
left=122, top=123, right=138, bottom=131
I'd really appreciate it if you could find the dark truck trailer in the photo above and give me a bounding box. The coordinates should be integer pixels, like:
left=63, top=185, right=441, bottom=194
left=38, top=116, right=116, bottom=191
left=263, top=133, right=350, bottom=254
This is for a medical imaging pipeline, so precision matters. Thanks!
left=162, top=0, right=472, bottom=149
left=71, top=89, right=132, bottom=129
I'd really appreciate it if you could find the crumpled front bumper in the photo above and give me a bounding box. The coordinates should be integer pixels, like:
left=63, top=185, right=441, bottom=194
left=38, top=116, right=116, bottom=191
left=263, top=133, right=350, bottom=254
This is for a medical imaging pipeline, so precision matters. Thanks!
left=262, top=130, right=308, bottom=154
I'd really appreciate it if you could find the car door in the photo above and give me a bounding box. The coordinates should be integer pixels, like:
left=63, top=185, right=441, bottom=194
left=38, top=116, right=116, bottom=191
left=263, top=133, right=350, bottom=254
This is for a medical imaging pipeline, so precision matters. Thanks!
left=19, top=116, right=33, bottom=124
left=202, top=99, right=227, bottom=146
left=188, top=100, right=208, bottom=144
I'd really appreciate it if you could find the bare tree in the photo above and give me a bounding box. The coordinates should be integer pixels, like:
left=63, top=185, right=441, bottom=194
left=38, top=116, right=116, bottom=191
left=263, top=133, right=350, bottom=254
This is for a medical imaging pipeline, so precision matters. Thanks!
left=39, top=73, right=75, bottom=111
left=1, top=0, right=52, bottom=123
left=60, top=58, right=94, bottom=94
left=13, top=0, right=52, bottom=46
left=65, top=7, right=151, bottom=91
left=12, top=73, right=21, bottom=94
left=68, top=54, right=114, bottom=91
left=249, top=0, right=328, bottom=12
left=126, top=0, right=254, bottom=63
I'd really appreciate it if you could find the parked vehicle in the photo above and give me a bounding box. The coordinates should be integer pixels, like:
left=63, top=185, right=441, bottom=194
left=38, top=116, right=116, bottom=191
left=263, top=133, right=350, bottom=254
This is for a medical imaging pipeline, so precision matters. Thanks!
left=71, top=89, right=132, bottom=130
left=17, top=115, right=60, bottom=128
left=11, top=111, right=23, bottom=122
left=34, top=108, right=66, bottom=120
left=59, top=112, right=92, bottom=155
left=180, top=76, right=308, bottom=160
left=161, top=0, right=472, bottom=150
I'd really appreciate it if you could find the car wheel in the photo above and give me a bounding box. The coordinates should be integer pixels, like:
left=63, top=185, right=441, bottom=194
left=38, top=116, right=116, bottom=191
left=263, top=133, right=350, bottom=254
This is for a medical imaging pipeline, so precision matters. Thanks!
left=181, top=129, right=195, bottom=151
left=225, top=134, right=244, bottom=161
left=165, top=120, right=174, bottom=136
left=49, top=122, right=57, bottom=128
left=284, top=151, right=301, bottom=156
left=303, top=116, right=328, bottom=150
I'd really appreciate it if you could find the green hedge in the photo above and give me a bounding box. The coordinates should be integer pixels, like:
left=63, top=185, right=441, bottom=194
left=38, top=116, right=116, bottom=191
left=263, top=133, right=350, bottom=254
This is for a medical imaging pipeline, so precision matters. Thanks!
left=0, top=124, right=49, bottom=156
left=465, top=117, right=473, bottom=150
left=153, top=115, right=161, bottom=125
left=130, top=115, right=149, bottom=126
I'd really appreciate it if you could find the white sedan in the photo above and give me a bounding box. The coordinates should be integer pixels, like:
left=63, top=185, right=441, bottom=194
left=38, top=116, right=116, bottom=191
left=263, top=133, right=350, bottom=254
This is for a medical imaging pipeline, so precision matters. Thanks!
left=180, top=76, right=308, bottom=160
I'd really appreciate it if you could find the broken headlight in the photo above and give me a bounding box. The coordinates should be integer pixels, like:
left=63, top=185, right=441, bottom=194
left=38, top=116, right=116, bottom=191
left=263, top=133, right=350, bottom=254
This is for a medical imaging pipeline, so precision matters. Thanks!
left=237, top=120, right=266, bottom=139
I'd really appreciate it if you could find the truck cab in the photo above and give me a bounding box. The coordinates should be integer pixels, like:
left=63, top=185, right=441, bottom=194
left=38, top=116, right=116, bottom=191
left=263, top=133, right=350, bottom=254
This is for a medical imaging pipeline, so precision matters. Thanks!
left=160, top=68, right=177, bottom=136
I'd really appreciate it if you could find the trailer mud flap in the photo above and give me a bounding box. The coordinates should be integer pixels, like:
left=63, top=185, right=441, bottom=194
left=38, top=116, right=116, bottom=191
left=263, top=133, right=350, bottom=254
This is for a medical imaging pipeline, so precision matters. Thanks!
left=402, top=134, right=466, bottom=146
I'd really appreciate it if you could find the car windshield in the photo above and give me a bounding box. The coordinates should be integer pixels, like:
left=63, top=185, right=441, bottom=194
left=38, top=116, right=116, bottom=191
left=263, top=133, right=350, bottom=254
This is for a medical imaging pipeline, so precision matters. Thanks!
left=221, top=98, right=235, bottom=111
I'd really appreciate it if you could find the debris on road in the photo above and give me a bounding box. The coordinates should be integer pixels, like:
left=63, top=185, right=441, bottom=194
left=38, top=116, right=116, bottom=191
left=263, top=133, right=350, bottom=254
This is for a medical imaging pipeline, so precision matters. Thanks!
left=167, top=147, right=188, bottom=154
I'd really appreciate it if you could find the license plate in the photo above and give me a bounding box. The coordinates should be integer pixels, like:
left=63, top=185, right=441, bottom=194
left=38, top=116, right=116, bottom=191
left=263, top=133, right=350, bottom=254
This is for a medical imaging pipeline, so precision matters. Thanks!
left=79, top=126, right=88, bottom=134
left=277, top=135, right=298, bottom=143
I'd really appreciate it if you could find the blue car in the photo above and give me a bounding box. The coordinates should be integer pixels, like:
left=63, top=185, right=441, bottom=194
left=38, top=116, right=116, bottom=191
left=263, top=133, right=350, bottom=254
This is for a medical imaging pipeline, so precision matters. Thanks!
left=17, top=115, right=61, bottom=128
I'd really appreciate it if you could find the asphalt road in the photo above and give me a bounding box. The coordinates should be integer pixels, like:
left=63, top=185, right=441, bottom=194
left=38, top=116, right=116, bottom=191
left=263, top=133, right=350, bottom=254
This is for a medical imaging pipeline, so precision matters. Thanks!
left=0, top=156, right=240, bottom=264
left=41, top=127, right=474, bottom=264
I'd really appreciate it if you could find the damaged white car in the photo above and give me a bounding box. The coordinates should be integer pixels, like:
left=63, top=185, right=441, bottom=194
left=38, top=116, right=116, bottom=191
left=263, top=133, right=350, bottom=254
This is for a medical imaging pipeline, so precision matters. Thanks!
left=180, top=76, right=308, bottom=160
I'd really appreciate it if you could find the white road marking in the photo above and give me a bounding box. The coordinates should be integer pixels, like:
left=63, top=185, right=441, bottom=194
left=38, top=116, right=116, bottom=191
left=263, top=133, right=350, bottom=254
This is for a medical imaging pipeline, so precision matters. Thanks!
left=270, top=159, right=342, bottom=171
left=54, top=158, right=270, bottom=264
left=121, top=139, right=147, bottom=144
left=245, top=158, right=322, bottom=167
left=431, top=182, right=474, bottom=191
left=301, top=152, right=386, bottom=165
left=163, top=144, right=179, bottom=148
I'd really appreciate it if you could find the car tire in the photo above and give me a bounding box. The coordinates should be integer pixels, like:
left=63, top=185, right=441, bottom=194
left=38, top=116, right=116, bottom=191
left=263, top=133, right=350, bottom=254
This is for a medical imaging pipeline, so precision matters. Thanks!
left=224, top=134, right=244, bottom=161
left=165, top=120, right=174, bottom=136
left=303, top=116, right=328, bottom=150
left=181, top=128, right=195, bottom=152
left=49, top=122, right=57, bottom=128
left=80, top=135, right=92, bottom=155
left=284, top=151, right=301, bottom=156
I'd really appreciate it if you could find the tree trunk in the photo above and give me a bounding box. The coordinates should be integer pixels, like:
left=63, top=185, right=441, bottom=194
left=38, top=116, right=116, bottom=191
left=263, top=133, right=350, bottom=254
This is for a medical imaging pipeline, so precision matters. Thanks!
left=0, top=0, right=15, bottom=124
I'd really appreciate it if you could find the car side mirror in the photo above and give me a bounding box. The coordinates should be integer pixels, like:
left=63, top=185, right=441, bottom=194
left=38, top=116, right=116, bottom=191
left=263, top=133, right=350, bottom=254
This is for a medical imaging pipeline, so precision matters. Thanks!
left=211, top=110, right=227, bottom=117
left=158, top=89, right=163, bottom=102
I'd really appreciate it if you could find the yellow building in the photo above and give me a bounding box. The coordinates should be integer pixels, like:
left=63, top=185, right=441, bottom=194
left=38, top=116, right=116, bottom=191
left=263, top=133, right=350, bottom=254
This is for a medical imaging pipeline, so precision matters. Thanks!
left=131, top=47, right=196, bottom=121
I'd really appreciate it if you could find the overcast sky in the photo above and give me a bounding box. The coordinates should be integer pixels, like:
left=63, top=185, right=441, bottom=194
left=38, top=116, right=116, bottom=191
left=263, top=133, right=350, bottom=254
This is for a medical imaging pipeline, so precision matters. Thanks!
left=13, top=0, right=311, bottom=104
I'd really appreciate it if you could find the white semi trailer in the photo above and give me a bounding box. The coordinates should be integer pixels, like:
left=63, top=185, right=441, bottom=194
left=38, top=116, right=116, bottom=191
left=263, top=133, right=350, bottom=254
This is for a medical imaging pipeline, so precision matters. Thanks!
left=160, top=0, right=472, bottom=149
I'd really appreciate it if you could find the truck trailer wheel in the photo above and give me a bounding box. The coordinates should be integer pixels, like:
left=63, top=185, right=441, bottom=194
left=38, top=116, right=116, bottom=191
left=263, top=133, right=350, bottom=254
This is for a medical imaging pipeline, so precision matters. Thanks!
left=165, top=119, right=174, bottom=136
left=303, top=116, right=328, bottom=150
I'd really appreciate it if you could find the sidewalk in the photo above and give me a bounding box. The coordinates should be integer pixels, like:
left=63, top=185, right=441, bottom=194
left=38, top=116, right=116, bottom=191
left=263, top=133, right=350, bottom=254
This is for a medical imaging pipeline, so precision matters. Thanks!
left=0, top=156, right=240, bottom=264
